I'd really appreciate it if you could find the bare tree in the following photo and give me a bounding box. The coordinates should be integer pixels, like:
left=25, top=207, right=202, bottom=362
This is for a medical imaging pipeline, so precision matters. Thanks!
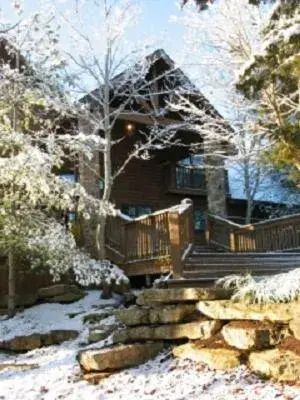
left=59, top=0, right=192, bottom=258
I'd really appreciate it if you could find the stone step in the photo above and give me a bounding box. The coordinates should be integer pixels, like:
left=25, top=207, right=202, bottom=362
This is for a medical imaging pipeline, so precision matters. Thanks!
left=113, top=319, right=222, bottom=343
left=189, top=252, right=300, bottom=258
left=183, top=268, right=292, bottom=278
left=197, top=300, right=300, bottom=322
left=136, top=287, right=230, bottom=306
left=78, top=342, right=164, bottom=373
left=114, top=304, right=197, bottom=326
left=184, top=262, right=296, bottom=269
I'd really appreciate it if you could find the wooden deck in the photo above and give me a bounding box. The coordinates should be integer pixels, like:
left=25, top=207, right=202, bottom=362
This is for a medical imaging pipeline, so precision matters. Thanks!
left=105, top=200, right=300, bottom=282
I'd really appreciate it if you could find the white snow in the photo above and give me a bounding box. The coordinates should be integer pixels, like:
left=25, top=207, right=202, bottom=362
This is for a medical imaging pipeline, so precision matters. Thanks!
left=1, top=291, right=300, bottom=399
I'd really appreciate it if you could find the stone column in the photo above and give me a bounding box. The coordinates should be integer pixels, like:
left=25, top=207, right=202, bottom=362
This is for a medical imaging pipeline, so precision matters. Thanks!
left=78, top=117, right=100, bottom=257
left=204, top=143, right=228, bottom=217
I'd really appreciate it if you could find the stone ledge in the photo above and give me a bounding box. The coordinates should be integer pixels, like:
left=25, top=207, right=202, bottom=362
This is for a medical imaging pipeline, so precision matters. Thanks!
left=114, top=304, right=197, bottom=326
left=137, top=288, right=230, bottom=306
left=0, top=330, right=79, bottom=352
left=113, top=319, right=222, bottom=343
left=197, top=300, right=300, bottom=322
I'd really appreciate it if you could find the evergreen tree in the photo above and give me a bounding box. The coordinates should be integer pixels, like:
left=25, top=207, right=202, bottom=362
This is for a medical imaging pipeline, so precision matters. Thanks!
left=237, top=0, right=300, bottom=182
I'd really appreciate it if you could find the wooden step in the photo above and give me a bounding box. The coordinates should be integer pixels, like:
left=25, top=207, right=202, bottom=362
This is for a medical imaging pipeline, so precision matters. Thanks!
left=184, top=261, right=300, bottom=269
left=165, top=275, right=276, bottom=288
left=183, top=267, right=291, bottom=277
left=189, top=252, right=300, bottom=257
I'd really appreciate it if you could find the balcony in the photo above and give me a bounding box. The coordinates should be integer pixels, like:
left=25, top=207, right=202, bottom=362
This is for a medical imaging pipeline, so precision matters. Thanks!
left=165, top=163, right=207, bottom=196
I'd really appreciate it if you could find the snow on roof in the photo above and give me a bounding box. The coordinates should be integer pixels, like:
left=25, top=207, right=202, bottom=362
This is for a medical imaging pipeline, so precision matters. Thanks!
left=227, top=163, right=300, bottom=206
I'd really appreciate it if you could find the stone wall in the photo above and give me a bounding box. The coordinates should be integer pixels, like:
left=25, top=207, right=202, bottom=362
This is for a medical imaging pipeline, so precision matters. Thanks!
left=204, top=140, right=228, bottom=217
left=79, top=287, right=300, bottom=383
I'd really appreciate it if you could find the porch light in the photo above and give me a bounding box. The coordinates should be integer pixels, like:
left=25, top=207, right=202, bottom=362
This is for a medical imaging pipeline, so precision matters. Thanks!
left=125, top=123, right=135, bottom=135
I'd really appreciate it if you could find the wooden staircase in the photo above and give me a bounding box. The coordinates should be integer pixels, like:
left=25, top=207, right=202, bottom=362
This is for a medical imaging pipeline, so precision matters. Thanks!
left=105, top=200, right=300, bottom=285
left=165, top=244, right=300, bottom=288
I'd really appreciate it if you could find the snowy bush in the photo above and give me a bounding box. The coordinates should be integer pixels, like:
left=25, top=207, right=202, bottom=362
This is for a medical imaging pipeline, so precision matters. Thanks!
left=217, top=269, right=300, bottom=304
left=27, top=221, right=129, bottom=287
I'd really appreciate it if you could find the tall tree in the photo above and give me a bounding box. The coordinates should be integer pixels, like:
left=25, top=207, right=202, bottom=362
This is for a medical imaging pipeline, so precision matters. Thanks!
left=60, top=0, right=192, bottom=258
left=237, top=0, right=300, bottom=183
left=0, top=4, right=127, bottom=315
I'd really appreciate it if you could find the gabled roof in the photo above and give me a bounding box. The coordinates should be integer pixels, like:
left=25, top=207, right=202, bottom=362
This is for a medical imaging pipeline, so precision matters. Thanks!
left=83, top=48, right=229, bottom=125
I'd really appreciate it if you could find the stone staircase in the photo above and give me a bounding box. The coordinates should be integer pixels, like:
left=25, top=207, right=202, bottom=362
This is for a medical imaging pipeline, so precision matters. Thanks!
left=166, top=244, right=300, bottom=288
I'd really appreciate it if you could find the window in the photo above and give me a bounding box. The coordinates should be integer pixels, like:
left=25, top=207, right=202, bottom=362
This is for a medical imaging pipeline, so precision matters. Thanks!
left=194, top=210, right=206, bottom=232
left=122, top=204, right=153, bottom=218
left=59, top=173, right=78, bottom=224
left=60, top=172, right=77, bottom=183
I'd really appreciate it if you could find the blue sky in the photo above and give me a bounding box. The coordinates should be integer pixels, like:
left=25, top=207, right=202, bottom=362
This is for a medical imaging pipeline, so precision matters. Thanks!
left=1, top=0, right=226, bottom=114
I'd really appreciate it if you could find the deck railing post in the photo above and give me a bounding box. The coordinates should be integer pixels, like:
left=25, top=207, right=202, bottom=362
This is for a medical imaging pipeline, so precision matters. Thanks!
left=168, top=211, right=182, bottom=279
left=188, top=201, right=194, bottom=245
left=205, top=214, right=211, bottom=245
left=229, top=228, right=236, bottom=252
left=120, top=223, right=127, bottom=263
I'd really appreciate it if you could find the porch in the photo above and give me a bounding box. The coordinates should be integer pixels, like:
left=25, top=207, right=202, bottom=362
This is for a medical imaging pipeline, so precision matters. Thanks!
left=105, top=200, right=300, bottom=283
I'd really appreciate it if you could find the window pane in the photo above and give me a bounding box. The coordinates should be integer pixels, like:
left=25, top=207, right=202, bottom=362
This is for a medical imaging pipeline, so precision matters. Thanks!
left=194, top=210, right=206, bottom=231
left=121, top=204, right=152, bottom=218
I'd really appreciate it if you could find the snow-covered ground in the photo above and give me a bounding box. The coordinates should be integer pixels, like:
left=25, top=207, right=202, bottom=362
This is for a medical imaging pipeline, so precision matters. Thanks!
left=0, top=291, right=300, bottom=400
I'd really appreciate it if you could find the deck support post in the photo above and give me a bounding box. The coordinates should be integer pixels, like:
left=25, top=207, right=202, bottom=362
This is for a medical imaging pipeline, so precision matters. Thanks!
left=229, top=229, right=236, bottom=252
left=168, top=211, right=183, bottom=279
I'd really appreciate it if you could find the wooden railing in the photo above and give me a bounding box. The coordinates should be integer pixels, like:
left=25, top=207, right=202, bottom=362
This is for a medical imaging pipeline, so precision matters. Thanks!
left=125, top=211, right=170, bottom=261
left=105, top=199, right=194, bottom=276
left=206, top=213, right=300, bottom=252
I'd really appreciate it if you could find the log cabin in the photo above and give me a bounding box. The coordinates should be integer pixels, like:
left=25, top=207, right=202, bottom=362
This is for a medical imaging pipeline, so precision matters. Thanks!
left=76, top=49, right=300, bottom=281
left=0, top=42, right=300, bottom=306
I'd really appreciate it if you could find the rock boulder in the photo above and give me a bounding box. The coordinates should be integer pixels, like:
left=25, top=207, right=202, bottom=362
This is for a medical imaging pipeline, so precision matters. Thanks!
left=249, top=347, right=300, bottom=382
left=222, top=321, right=289, bottom=350
left=37, top=284, right=85, bottom=303
left=197, top=300, right=299, bottom=322
left=0, top=330, right=79, bottom=352
left=113, top=319, right=222, bottom=343
left=78, top=342, right=164, bottom=372
left=173, top=335, right=242, bottom=370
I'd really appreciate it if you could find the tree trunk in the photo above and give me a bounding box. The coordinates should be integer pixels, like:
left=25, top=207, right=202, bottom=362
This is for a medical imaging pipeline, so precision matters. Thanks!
left=7, top=247, right=16, bottom=318
left=96, top=214, right=108, bottom=259
left=245, top=199, right=253, bottom=224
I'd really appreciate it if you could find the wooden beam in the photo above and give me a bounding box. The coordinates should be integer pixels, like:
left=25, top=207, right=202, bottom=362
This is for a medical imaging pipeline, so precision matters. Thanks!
left=122, top=258, right=172, bottom=276
left=112, top=109, right=183, bottom=126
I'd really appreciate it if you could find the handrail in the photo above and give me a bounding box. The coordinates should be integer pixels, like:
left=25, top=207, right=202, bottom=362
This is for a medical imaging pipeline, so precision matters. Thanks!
left=208, top=212, right=300, bottom=230
left=105, top=199, right=194, bottom=277
left=206, top=213, right=300, bottom=252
